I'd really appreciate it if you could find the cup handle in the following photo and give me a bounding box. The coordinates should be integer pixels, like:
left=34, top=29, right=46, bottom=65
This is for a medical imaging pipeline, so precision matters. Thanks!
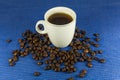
left=35, top=20, right=47, bottom=34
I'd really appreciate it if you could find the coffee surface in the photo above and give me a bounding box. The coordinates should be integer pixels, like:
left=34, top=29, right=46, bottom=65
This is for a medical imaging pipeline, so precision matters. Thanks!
left=48, top=13, right=73, bottom=25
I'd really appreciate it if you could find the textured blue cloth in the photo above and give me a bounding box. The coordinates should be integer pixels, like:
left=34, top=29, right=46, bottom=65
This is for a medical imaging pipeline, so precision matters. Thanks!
left=0, top=0, right=120, bottom=80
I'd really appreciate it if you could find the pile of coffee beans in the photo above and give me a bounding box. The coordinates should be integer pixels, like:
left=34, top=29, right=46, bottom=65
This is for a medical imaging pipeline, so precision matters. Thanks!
left=8, top=28, right=105, bottom=79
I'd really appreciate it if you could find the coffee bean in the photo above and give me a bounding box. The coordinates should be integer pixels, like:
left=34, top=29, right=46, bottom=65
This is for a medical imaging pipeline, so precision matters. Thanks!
left=18, top=39, right=23, bottom=43
left=13, top=56, right=18, bottom=62
left=8, top=58, right=13, bottom=63
left=93, top=44, right=99, bottom=47
left=6, top=39, right=12, bottom=43
left=34, top=72, right=41, bottom=76
left=79, top=73, right=85, bottom=78
left=93, top=57, right=99, bottom=61
left=99, top=59, right=105, bottom=63
left=98, top=50, right=103, bottom=54
left=81, top=69, right=87, bottom=74
left=81, top=30, right=86, bottom=35
left=85, top=37, right=90, bottom=42
left=73, top=67, right=76, bottom=72
left=9, top=62, right=16, bottom=66
left=78, top=58, right=84, bottom=62
left=37, top=62, right=43, bottom=65
left=55, top=63, right=60, bottom=67
left=44, top=66, right=51, bottom=70
left=87, top=62, right=93, bottom=68
left=45, top=60, right=49, bottom=64
left=61, top=67, right=67, bottom=72
left=90, top=51, right=96, bottom=56
left=84, top=49, right=89, bottom=53
left=54, top=67, right=60, bottom=72
left=93, top=33, right=99, bottom=37
left=95, top=38, right=100, bottom=42
left=87, top=57, right=92, bottom=62
left=89, top=41, right=95, bottom=45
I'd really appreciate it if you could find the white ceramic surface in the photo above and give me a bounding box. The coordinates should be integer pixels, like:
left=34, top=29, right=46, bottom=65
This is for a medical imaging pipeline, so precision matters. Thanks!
left=35, top=7, right=76, bottom=48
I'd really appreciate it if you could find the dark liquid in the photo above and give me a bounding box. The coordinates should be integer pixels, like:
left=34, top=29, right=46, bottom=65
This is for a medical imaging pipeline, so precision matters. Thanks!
left=48, top=13, right=73, bottom=25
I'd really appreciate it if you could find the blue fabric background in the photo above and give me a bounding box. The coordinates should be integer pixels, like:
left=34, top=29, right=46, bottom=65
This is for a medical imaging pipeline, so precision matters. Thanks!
left=0, top=0, right=120, bottom=80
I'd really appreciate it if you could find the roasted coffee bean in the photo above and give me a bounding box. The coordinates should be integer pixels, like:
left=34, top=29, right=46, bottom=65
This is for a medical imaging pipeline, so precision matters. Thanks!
left=9, top=62, right=16, bottom=66
left=51, top=64, right=55, bottom=70
left=13, top=56, right=18, bottom=62
left=84, top=49, right=89, bottom=53
left=90, top=51, right=96, bottom=56
left=8, top=58, right=13, bottom=63
left=6, top=39, right=12, bottom=43
left=87, top=62, right=93, bottom=68
left=64, top=62, right=69, bottom=66
left=99, top=59, right=105, bottom=63
left=54, top=67, right=60, bottom=72
left=87, top=57, right=92, bottom=62
left=93, top=57, right=99, bottom=61
left=78, top=58, right=84, bottom=62
left=44, top=66, right=51, bottom=70
left=93, top=33, right=99, bottom=37
left=72, top=67, right=77, bottom=72
left=45, top=60, right=49, bottom=64
left=37, top=62, right=43, bottom=65
left=55, top=63, right=60, bottom=67
left=34, top=72, right=41, bottom=76
left=67, top=77, right=74, bottom=80
left=93, top=44, right=99, bottom=47
left=81, top=69, right=87, bottom=74
left=61, top=67, right=67, bottom=72
left=85, top=37, right=90, bottom=42
left=89, top=41, right=95, bottom=45
left=79, top=73, right=85, bottom=78
left=12, top=51, right=19, bottom=56
left=95, top=38, right=100, bottom=42
left=81, top=30, right=86, bottom=35
left=18, top=39, right=23, bottom=43
left=98, top=50, right=103, bottom=54
left=53, top=60, right=57, bottom=64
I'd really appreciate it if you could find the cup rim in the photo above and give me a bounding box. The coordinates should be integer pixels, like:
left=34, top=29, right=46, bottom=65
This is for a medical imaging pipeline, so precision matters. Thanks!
left=44, top=6, right=76, bottom=26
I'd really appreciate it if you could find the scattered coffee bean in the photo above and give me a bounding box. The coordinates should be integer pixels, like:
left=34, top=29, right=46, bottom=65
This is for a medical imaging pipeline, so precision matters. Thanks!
left=95, top=38, right=100, bottom=42
left=87, top=62, right=93, bottom=68
left=93, top=44, right=99, bottom=47
left=79, top=69, right=87, bottom=78
left=93, top=33, right=99, bottom=37
left=13, top=56, right=18, bottom=62
left=54, top=67, right=60, bottom=72
left=6, top=39, right=12, bottom=43
left=44, top=66, right=51, bottom=70
left=9, top=62, right=16, bottom=66
left=37, top=62, right=43, bottom=65
left=34, top=72, right=41, bottom=76
left=79, top=73, right=85, bottom=78
left=62, top=67, right=67, bottom=72
left=8, top=58, right=13, bottom=63
left=8, top=28, right=105, bottom=79
left=99, top=59, right=105, bottom=63
left=81, top=69, right=87, bottom=74
left=98, top=50, right=103, bottom=54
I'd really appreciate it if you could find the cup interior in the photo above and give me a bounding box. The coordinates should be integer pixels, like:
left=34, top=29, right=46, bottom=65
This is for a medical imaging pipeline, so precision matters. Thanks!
left=45, top=7, right=76, bottom=25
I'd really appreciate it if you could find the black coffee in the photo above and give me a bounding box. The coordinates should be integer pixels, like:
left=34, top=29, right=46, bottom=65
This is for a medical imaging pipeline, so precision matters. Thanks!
left=48, top=13, right=73, bottom=25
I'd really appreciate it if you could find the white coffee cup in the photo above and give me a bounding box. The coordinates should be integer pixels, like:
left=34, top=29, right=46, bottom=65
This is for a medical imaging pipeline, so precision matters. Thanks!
left=35, top=7, right=76, bottom=48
